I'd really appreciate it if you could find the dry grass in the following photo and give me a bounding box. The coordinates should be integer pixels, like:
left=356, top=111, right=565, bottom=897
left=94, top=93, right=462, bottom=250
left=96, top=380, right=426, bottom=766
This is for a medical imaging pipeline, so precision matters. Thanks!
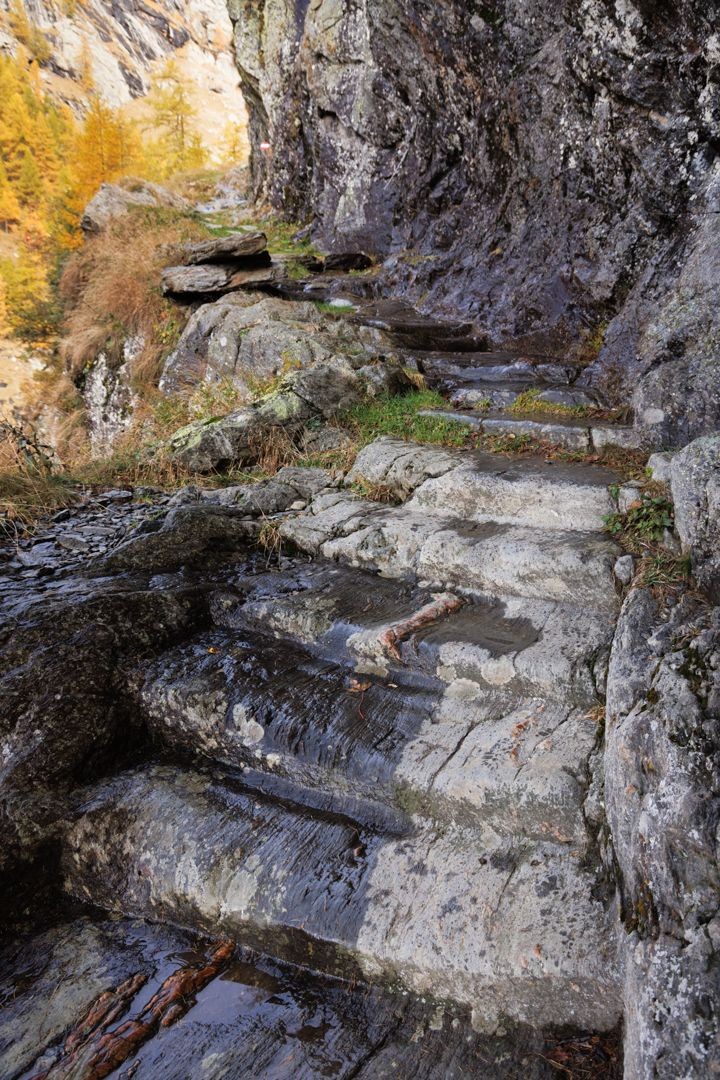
left=247, top=424, right=299, bottom=475
left=58, top=206, right=207, bottom=391
left=0, top=420, right=76, bottom=530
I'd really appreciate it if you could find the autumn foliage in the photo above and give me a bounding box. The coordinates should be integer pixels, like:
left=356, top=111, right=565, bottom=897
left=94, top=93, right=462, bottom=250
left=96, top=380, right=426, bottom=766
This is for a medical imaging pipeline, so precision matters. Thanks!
left=0, top=35, right=210, bottom=340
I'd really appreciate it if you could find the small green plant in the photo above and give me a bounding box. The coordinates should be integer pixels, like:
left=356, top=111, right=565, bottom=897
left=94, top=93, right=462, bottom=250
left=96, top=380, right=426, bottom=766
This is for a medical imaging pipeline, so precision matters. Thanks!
left=637, top=552, right=690, bottom=588
left=604, top=493, right=674, bottom=548
left=472, top=397, right=492, bottom=411
left=314, top=300, right=354, bottom=316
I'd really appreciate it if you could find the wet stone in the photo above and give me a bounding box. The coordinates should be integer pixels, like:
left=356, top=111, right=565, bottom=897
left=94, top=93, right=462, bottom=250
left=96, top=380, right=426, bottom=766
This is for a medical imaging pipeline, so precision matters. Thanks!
left=0, top=914, right=613, bottom=1080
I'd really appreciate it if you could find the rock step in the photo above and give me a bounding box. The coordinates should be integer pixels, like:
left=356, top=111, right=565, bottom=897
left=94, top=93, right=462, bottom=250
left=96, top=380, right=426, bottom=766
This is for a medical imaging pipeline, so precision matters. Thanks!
left=418, top=409, right=642, bottom=452
left=447, top=381, right=601, bottom=411
left=348, top=437, right=620, bottom=531
left=138, top=622, right=600, bottom=843
left=2, top=915, right=570, bottom=1080
left=215, top=561, right=614, bottom=706
left=414, top=350, right=581, bottom=384
left=63, top=765, right=621, bottom=1034
left=280, top=494, right=619, bottom=611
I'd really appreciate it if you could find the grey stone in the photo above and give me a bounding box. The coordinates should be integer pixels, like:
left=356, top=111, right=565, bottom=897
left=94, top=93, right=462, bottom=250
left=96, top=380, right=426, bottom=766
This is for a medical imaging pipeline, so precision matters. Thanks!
left=56, top=533, right=92, bottom=554
left=482, top=417, right=592, bottom=451
left=301, top=424, right=353, bottom=455
left=617, top=485, right=642, bottom=514
left=591, top=426, right=644, bottom=453
left=647, top=451, right=675, bottom=485
left=281, top=495, right=619, bottom=611
left=61, top=764, right=621, bottom=1033
left=159, top=294, right=377, bottom=398
left=614, top=555, right=635, bottom=587
left=349, top=438, right=618, bottom=532
left=160, top=264, right=239, bottom=296
left=605, top=589, right=720, bottom=1079
left=80, top=180, right=189, bottom=234
left=178, top=230, right=267, bottom=264
left=536, top=388, right=597, bottom=408
left=671, top=435, right=720, bottom=601
left=168, top=407, right=259, bottom=472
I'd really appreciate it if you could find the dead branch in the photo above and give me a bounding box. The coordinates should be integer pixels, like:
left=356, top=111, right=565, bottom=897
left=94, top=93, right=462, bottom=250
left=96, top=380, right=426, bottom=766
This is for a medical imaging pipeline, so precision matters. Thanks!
left=31, top=939, right=235, bottom=1080
left=377, top=592, right=465, bottom=660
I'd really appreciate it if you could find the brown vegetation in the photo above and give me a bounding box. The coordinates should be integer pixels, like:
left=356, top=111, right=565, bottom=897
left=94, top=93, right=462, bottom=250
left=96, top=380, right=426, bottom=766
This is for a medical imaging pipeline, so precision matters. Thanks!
left=58, top=207, right=206, bottom=389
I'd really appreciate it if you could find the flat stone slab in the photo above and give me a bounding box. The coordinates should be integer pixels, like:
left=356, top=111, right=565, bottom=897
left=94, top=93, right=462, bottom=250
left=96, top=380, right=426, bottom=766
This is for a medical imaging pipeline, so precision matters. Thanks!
left=138, top=583, right=604, bottom=840
left=62, top=766, right=621, bottom=1033
left=179, top=230, right=267, bottom=264
left=349, top=437, right=619, bottom=531
left=280, top=495, right=619, bottom=611
left=416, top=351, right=577, bottom=385
left=416, top=411, right=643, bottom=452
left=161, top=263, right=279, bottom=297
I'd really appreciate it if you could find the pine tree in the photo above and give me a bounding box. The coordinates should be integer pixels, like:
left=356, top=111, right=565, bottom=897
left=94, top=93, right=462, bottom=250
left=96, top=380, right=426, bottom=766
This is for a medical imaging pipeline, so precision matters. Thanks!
left=145, top=60, right=207, bottom=176
left=7, top=2, right=51, bottom=63
left=16, top=150, right=44, bottom=207
left=0, top=162, right=21, bottom=229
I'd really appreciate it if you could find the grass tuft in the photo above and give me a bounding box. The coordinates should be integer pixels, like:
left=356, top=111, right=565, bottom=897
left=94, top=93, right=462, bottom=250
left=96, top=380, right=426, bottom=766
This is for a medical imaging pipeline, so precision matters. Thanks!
left=342, top=391, right=471, bottom=448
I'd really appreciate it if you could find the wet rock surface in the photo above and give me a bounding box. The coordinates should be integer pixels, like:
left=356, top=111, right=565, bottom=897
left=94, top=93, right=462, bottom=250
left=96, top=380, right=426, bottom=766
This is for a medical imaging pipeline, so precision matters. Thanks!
left=0, top=913, right=620, bottom=1079
left=0, top=431, right=630, bottom=1074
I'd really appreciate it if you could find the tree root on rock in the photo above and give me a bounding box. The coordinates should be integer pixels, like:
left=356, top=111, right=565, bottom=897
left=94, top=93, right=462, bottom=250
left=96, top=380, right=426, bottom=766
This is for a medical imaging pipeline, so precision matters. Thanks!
left=31, top=939, right=235, bottom=1080
left=377, top=592, right=466, bottom=661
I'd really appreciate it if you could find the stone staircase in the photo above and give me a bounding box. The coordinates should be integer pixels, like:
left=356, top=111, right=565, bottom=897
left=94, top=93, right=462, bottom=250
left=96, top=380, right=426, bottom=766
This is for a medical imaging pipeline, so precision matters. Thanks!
left=55, top=433, right=625, bottom=1052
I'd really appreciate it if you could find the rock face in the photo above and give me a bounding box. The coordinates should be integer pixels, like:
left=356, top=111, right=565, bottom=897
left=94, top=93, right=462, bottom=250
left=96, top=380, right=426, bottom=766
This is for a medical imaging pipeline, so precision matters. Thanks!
left=227, top=0, right=720, bottom=444
left=603, top=433, right=720, bottom=1077
left=605, top=589, right=720, bottom=1078
left=0, top=0, right=247, bottom=157
left=671, top=434, right=720, bottom=601
left=82, top=336, right=142, bottom=452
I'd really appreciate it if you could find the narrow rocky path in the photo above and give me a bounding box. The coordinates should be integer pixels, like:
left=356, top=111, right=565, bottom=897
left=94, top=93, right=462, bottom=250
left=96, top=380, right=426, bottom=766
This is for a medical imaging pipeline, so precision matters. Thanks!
left=0, top=287, right=634, bottom=1077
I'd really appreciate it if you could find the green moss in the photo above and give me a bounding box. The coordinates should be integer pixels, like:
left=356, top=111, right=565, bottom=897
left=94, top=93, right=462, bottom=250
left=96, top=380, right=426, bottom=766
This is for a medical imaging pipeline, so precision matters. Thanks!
left=508, top=387, right=591, bottom=418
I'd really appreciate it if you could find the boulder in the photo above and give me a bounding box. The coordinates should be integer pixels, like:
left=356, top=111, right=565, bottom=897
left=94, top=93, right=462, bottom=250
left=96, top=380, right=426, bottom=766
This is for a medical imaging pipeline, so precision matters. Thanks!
left=81, top=180, right=189, bottom=234
left=178, top=230, right=268, bottom=264
left=167, top=363, right=370, bottom=472
left=159, top=295, right=385, bottom=397
left=168, top=407, right=259, bottom=472
left=670, top=435, right=720, bottom=601
left=161, top=265, right=237, bottom=296
left=159, top=295, right=321, bottom=394
left=161, top=264, right=280, bottom=298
